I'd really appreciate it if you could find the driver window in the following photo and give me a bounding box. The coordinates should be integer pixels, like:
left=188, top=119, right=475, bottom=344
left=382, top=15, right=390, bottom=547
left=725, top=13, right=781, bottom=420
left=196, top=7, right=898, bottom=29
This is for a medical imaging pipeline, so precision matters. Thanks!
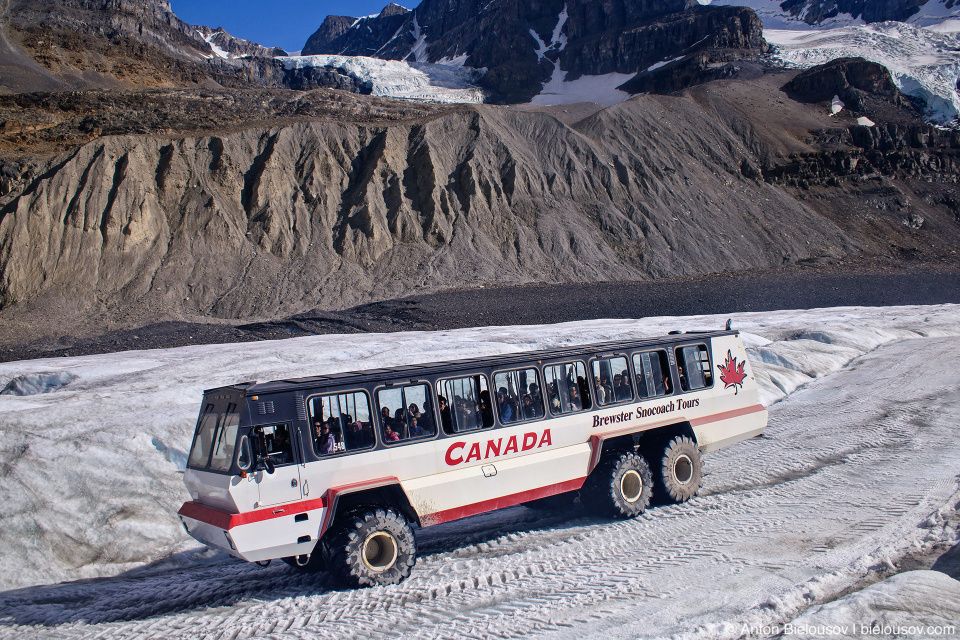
left=258, top=423, right=294, bottom=466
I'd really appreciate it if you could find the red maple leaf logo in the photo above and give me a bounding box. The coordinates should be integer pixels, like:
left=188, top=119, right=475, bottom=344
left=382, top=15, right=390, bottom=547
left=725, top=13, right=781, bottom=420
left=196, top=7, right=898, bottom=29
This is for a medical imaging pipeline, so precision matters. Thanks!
left=717, top=350, right=747, bottom=394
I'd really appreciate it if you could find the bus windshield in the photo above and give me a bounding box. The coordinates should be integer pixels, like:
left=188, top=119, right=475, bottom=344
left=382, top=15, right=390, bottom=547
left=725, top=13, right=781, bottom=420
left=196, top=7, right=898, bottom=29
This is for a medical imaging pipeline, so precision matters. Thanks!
left=187, top=398, right=241, bottom=474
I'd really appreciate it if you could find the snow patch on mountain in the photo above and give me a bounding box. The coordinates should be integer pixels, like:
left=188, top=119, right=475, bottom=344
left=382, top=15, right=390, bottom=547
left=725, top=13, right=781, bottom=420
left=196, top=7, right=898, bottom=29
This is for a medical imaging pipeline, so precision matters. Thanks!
left=199, top=30, right=231, bottom=60
left=831, top=94, right=845, bottom=114
left=531, top=71, right=634, bottom=106
left=280, top=54, right=486, bottom=102
left=406, top=17, right=428, bottom=63
left=767, top=22, right=960, bottom=124
left=435, top=52, right=469, bottom=67
left=647, top=55, right=686, bottom=72
left=530, top=6, right=622, bottom=106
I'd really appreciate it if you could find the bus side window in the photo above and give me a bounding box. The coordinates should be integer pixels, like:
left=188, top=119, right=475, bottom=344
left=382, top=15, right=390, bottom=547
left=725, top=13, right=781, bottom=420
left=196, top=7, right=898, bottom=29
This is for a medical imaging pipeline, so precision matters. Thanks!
left=675, top=344, right=713, bottom=391
left=633, top=350, right=672, bottom=399
left=543, top=361, right=590, bottom=415
left=308, top=391, right=375, bottom=455
left=376, top=383, right=437, bottom=444
left=493, top=367, right=544, bottom=423
left=591, top=356, right=634, bottom=406
left=438, top=374, right=490, bottom=434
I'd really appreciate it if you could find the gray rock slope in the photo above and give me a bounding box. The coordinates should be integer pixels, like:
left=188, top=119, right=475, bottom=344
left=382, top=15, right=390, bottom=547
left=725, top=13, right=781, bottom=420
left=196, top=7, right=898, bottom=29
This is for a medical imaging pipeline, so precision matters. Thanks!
left=0, top=92, right=859, bottom=323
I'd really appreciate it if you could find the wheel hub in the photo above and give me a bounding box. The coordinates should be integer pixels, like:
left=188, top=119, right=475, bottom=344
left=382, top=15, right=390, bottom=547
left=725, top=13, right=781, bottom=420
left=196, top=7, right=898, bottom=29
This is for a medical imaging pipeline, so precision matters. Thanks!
left=362, top=531, right=399, bottom=572
left=620, top=469, right=644, bottom=503
left=673, top=454, right=693, bottom=484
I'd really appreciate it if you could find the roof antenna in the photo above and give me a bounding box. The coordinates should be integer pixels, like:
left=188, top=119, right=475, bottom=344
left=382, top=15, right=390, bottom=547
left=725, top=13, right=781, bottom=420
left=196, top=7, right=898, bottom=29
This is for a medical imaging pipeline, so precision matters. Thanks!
left=725, top=318, right=732, bottom=331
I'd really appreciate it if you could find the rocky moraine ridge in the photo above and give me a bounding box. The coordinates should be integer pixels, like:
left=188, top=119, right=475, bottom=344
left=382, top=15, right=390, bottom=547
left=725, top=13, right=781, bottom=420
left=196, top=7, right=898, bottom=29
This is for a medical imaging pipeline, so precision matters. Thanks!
left=0, top=0, right=957, bottom=345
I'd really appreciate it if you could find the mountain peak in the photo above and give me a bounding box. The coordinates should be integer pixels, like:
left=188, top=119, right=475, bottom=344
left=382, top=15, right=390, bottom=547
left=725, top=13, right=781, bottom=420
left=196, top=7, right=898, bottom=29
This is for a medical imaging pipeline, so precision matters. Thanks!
left=379, top=3, right=411, bottom=18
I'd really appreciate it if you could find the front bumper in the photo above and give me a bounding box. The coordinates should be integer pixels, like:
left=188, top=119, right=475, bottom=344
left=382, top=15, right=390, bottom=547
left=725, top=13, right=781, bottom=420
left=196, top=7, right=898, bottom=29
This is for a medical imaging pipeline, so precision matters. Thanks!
left=178, top=498, right=327, bottom=563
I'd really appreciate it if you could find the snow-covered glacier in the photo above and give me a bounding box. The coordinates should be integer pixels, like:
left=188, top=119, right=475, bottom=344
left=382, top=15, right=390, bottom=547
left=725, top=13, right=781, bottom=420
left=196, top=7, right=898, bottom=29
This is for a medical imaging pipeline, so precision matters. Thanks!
left=701, top=0, right=960, bottom=124
left=279, top=54, right=486, bottom=103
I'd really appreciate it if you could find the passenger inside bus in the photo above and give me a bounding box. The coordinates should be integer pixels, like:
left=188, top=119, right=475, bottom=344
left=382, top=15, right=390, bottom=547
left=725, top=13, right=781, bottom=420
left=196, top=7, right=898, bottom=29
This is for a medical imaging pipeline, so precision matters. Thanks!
left=478, top=390, right=494, bottom=427
left=521, top=394, right=539, bottom=419
left=496, top=388, right=514, bottom=423
left=438, top=395, right=453, bottom=432
left=569, top=384, right=583, bottom=410
left=315, top=419, right=337, bottom=455
left=383, top=423, right=400, bottom=442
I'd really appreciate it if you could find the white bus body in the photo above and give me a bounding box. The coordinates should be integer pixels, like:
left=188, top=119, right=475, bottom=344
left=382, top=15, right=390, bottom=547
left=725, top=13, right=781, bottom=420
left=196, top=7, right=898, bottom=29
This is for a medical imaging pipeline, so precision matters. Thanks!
left=179, top=329, right=766, bottom=586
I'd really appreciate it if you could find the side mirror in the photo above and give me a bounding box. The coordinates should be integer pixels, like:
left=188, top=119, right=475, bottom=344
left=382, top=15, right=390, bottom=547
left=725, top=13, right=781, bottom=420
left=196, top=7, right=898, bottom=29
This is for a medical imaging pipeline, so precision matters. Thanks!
left=250, top=431, right=276, bottom=475
left=237, top=435, right=253, bottom=472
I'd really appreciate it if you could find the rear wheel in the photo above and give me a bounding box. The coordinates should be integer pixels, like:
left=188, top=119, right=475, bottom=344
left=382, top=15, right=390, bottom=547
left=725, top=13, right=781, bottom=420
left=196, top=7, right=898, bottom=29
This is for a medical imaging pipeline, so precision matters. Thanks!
left=582, top=450, right=652, bottom=518
left=650, top=435, right=703, bottom=504
left=321, top=507, right=417, bottom=588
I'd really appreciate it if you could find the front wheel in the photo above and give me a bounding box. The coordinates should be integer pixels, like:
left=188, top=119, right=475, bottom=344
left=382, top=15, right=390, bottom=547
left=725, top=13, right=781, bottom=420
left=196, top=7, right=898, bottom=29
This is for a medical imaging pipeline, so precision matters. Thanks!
left=651, top=435, right=703, bottom=504
left=582, top=450, right=652, bottom=518
left=321, top=507, right=417, bottom=588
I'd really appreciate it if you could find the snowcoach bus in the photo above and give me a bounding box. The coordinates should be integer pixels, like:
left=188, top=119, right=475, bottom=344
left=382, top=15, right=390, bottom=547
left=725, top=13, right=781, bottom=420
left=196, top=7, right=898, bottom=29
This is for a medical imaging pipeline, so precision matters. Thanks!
left=179, top=327, right=766, bottom=587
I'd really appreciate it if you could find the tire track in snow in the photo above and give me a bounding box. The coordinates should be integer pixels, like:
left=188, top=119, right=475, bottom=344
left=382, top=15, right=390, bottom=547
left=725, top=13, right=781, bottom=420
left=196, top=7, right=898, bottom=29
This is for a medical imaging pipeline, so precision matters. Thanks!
left=2, top=337, right=960, bottom=639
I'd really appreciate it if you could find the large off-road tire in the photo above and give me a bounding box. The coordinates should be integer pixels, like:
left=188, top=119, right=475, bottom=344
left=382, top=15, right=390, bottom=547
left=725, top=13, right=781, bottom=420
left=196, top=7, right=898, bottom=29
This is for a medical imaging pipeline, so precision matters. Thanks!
left=650, top=435, right=703, bottom=504
left=321, top=507, right=417, bottom=588
left=523, top=490, right=579, bottom=511
left=582, top=450, right=652, bottom=518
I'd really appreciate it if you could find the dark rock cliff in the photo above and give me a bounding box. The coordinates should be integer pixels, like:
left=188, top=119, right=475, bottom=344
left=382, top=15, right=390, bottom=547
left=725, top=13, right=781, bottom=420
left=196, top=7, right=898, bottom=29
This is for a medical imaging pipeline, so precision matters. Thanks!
left=562, top=5, right=767, bottom=80
left=782, top=57, right=921, bottom=123
left=783, top=58, right=904, bottom=105
left=302, top=15, right=358, bottom=55
left=302, top=4, right=411, bottom=57
left=298, top=0, right=768, bottom=102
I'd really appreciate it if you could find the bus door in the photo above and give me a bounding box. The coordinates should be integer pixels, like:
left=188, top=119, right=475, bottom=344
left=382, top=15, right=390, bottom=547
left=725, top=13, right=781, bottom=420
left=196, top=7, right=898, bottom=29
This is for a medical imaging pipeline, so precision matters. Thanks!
left=253, top=423, right=303, bottom=507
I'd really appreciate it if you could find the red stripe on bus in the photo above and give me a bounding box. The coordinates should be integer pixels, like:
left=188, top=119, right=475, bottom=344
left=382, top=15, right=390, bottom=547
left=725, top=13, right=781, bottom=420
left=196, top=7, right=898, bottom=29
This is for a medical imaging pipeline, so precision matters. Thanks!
left=689, top=404, right=766, bottom=427
left=419, top=477, right=586, bottom=526
left=179, top=476, right=403, bottom=531
left=178, top=496, right=328, bottom=530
